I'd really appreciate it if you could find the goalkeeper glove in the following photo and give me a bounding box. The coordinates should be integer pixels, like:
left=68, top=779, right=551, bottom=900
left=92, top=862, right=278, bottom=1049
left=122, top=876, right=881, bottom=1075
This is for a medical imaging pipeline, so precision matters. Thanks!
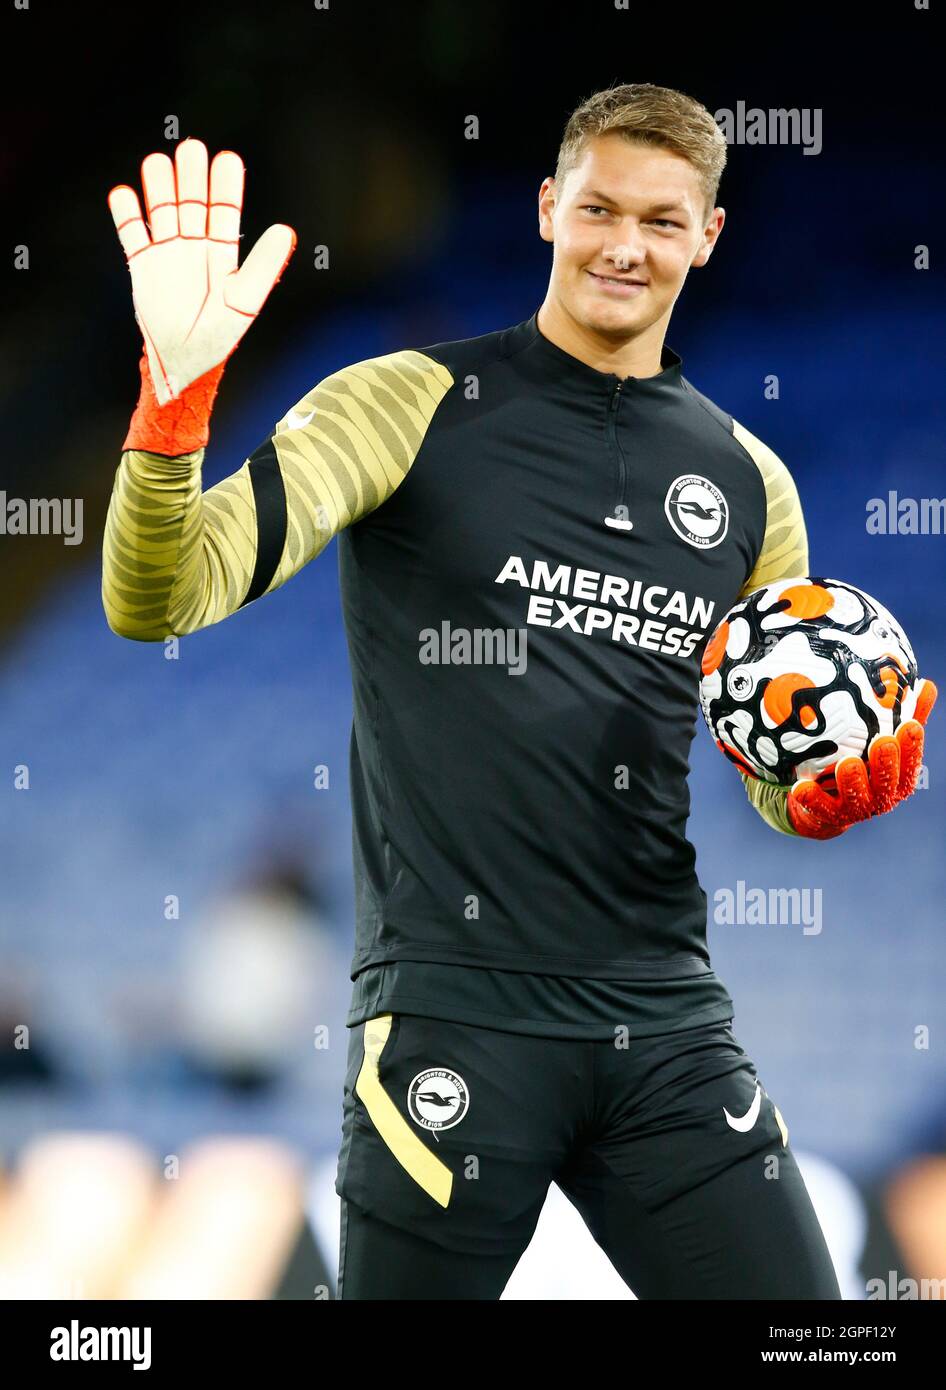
left=787, top=677, right=937, bottom=839
left=108, top=137, right=296, bottom=454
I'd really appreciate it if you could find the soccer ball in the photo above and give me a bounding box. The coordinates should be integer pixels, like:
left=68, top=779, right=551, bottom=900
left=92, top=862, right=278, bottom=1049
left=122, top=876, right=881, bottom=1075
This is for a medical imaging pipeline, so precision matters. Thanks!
left=699, top=577, right=920, bottom=785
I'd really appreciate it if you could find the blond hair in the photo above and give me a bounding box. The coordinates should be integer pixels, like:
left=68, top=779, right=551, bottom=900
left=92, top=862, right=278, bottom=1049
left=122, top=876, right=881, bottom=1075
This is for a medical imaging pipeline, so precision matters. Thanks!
left=554, top=83, right=727, bottom=220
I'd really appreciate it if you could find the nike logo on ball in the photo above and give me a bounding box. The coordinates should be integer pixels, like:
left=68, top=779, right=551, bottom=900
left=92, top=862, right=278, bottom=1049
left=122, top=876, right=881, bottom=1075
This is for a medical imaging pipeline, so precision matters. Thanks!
left=285, top=407, right=315, bottom=429
left=723, top=1081, right=763, bottom=1131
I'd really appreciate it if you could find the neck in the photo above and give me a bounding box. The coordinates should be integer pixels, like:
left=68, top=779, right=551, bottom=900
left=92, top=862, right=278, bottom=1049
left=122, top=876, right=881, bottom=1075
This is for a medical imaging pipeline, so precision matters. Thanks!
left=536, top=295, right=669, bottom=379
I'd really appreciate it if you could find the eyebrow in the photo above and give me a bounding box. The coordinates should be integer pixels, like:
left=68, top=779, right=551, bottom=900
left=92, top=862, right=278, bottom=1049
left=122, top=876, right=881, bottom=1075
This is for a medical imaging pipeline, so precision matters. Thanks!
left=576, top=187, right=689, bottom=215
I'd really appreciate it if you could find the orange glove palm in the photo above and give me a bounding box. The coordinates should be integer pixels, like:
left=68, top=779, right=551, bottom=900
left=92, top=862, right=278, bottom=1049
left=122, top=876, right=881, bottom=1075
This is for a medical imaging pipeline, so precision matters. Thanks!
left=787, top=679, right=937, bottom=839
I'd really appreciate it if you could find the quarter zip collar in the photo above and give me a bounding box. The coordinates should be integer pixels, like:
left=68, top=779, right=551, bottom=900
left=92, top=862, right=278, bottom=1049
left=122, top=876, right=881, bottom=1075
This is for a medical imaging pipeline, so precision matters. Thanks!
left=504, top=308, right=684, bottom=396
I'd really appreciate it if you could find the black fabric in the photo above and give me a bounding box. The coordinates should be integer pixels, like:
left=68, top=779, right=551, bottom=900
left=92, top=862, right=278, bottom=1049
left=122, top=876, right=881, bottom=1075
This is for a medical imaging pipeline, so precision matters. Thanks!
left=346, top=958, right=735, bottom=1041
left=240, top=436, right=287, bottom=606
left=337, top=1200, right=519, bottom=1301
left=338, top=309, right=768, bottom=1010
left=335, top=1011, right=841, bottom=1299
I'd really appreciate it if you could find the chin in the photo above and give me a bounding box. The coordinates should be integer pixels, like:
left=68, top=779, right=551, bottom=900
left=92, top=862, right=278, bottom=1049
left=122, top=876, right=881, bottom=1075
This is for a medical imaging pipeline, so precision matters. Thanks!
left=578, top=296, right=642, bottom=336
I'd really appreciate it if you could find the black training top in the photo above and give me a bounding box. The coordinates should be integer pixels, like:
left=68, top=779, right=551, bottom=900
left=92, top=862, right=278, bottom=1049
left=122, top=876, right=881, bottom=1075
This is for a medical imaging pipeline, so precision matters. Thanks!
left=335, top=310, right=808, bottom=1037
left=103, top=308, right=809, bottom=1040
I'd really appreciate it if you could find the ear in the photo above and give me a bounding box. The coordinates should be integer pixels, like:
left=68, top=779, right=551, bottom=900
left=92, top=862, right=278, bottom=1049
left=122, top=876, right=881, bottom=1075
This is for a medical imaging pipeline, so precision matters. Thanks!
left=538, top=176, right=556, bottom=245
left=691, top=207, right=725, bottom=269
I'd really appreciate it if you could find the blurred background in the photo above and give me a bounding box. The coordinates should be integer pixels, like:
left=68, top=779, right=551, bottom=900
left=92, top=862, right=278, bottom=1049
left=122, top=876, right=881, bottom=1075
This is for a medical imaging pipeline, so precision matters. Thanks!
left=1, top=0, right=944, bottom=1298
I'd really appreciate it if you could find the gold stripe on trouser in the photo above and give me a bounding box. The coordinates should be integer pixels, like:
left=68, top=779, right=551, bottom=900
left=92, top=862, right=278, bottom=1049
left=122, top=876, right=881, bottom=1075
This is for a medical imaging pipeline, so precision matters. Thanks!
left=773, top=1102, right=789, bottom=1148
left=355, top=1014, right=453, bottom=1208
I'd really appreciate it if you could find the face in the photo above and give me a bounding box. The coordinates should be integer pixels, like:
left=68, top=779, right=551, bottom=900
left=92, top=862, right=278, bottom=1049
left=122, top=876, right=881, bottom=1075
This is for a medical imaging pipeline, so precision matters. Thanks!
left=538, top=133, right=725, bottom=340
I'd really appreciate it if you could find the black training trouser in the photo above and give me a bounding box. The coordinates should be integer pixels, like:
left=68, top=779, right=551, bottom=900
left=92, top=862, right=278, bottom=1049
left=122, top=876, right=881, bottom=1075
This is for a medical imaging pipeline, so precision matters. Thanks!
left=335, top=1012, right=842, bottom=1300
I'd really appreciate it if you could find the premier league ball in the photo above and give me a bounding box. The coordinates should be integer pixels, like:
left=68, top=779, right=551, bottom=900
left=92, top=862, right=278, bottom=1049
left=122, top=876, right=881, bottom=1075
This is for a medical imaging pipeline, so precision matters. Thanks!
left=699, top=577, right=920, bottom=785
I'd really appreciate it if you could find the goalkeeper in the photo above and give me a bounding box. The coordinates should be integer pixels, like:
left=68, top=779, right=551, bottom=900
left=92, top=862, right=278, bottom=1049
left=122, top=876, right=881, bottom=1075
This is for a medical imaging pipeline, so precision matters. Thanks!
left=102, top=92, right=935, bottom=1300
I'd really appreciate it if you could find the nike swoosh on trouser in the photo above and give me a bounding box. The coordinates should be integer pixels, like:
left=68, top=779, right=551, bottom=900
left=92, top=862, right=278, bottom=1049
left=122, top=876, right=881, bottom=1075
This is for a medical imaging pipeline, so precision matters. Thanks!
left=723, top=1080, right=763, bottom=1131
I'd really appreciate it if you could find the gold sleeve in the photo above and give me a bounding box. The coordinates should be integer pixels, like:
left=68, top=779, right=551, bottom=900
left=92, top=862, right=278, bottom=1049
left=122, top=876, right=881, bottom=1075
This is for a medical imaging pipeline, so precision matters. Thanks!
left=731, top=419, right=811, bottom=836
left=101, top=350, right=454, bottom=640
left=739, top=771, right=798, bottom=835
left=732, top=419, right=809, bottom=600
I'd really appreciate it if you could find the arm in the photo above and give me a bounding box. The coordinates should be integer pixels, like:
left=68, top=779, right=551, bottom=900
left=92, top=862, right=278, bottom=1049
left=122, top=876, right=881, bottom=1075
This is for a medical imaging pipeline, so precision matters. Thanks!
left=102, top=351, right=453, bottom=640
left=102, top=135, right=453, bottom=640
left=730, top=419, right=809, bottom=835
left=728, top=419, right=937, bottom=837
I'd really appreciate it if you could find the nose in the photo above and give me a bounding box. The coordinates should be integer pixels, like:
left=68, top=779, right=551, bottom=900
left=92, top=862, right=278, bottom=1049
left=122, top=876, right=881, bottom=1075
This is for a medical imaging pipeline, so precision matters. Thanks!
left=605, top=234, right=646, bottom=273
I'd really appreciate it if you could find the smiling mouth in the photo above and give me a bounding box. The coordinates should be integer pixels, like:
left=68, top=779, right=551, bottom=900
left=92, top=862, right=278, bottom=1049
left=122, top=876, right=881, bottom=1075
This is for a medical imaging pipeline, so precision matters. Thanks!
left=587, top=271, right=647, bottom=289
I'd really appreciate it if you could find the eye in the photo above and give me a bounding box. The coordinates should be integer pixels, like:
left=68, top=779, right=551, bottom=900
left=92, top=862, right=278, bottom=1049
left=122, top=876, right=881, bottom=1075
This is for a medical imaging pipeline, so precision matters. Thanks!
left=581, top=205, right=609, bottom=216
left=651, top=218, right=681, bottom=228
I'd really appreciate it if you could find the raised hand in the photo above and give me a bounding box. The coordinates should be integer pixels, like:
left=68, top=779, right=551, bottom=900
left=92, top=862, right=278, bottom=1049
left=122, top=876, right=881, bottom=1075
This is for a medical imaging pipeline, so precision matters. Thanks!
left=108, top=138, right=296, bottom=406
